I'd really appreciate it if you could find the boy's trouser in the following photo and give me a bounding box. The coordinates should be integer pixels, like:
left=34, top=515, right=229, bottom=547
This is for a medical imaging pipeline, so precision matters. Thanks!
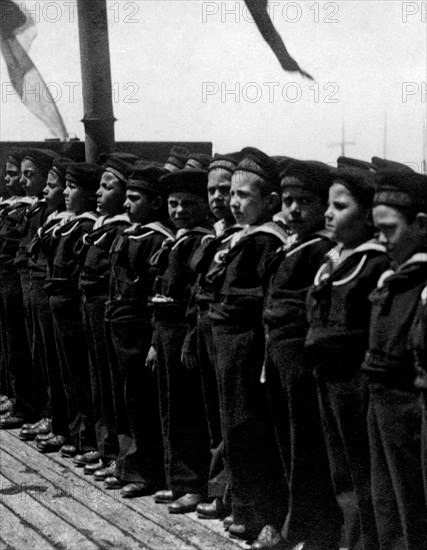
left=265, top=329, right=342, bottom=549
left=50, top=292, right=96, bottom=451
left=317, top=371, right=379, bottom=550
left=0, top=266, right=33, bottom=419
left=155, top=308, right=210, bottom=495
left=368, top=383, right=427, bottom=550
left=212, top=321, right=287, bottom=532
left=30, top=278, right=66, bottom=433
left=107, top=300, right=164, bottom=485
left=82, top=292, right=119, bottom=462
left=422, top=393, right=427, bottom=508
left=197, top=310, right=229, bottom=501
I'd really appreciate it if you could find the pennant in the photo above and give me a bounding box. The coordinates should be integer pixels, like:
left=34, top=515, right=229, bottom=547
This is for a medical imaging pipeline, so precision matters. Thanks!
left=244, top=0, right=313, bottom=80
left=0, top=0, right=68, bottom=140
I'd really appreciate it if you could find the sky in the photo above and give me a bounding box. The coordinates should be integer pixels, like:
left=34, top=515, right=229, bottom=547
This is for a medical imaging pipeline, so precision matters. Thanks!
left=1, top=0, right=426, bottom=169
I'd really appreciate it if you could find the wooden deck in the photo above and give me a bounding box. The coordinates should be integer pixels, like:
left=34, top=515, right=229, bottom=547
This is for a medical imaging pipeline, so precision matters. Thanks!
left=0, top=429, right=248, bottom=550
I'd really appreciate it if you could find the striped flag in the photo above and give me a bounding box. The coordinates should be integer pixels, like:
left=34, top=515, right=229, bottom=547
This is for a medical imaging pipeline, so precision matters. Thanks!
left=244, top=0, right=313, bottom=80
left=0, top=0, right=68, bottom=139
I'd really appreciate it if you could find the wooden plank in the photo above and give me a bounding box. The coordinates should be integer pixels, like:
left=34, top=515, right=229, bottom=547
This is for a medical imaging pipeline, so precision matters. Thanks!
left=3, top=430, right=247, bottom=550
left=1, top=453, right=153, bottom=550
left=0, top=475, right=55, bottom=550
left=1, top=431, right=246, bottom=549
left=0, top=447, right=192, bottom=550
left=1, top=430, right=348, bottom=550
left=0, top=470, right=98, bottom=550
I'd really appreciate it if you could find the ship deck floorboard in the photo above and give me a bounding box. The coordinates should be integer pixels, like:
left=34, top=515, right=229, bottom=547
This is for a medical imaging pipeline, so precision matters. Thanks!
left=0, top=429, right=248, bottom=550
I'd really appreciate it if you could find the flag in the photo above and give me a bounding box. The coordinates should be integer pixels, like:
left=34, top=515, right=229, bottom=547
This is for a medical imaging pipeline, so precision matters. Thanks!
left=244, top=0, right=313, bottom=80
left=0, top=0, right=68, bottom=139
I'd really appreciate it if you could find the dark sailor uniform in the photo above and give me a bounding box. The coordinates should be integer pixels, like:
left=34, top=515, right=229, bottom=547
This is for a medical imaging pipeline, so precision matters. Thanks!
left=150, top=225, right=211, bottom=496
left=107, top=220, right=175, bottom=486
left=410, top=283, right=427, bottom=508
left=363, top=252, right=427, bottom=550
left=209, top=222, right=288, bottom=535
left=28, top=210, right=71, bottom=437
left=45, top=212, right=98, bottom=451
left=306, top=240, right=388, bottom=550
left=263, top=229, right=342, bottom=549
left=0, top=197, right=36, bottom=420
left=188, top=224, right=242, bottom=505
left=15, top=199, right=52, bottom=422
left=78, top=213, right=131, bottom=465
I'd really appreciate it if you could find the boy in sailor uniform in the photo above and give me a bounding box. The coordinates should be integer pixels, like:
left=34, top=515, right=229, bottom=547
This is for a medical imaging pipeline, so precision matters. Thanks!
left=20, top=157, right=74, bottom=444
left=363, top=169, right=427, bottom=550
left=39, top=163, right=101, bottom=455
left=208, top=148, right=288, bottom=543
left=102, top=165, right=174, bottom=498
left=183, top=152, right=242, bottom=521
left=148, top=166, right=212, bottom=514
left=0, top=150, right=25, bottom=413
left=306, top=162, right=387, bottom=550
left=0, top=149, right=58, bottom=429
left=76, top=156, right=135, bottom=474
left=256, top=160, right=342, bottom=550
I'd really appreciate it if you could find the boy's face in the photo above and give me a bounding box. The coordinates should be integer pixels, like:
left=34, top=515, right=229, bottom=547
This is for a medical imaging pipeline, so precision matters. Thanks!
left=230, top=172, right=272, bottom=226
left=124, top=189, right=159, bottom=223
left=282, top=186, right=326, bottom=237
left=20, top=159, right=45, bottom=197
left=373, top=204, right=426, bottom=266
left=207, top=168, right=233, bottom=221
left=63, top=179, right=92, bottom=215
left=96, top=171, right=125, bottom=216
left=43, top=170, right=65, bottom=211
left=168, top=191, right=208, bottom=229
left=4, top=162, right=22, bottom=194
left=325, top=183, right=370, bottom=248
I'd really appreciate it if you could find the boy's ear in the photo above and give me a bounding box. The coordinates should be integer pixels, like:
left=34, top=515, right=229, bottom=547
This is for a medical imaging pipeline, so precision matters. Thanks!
left=415, top=212, right=427, bottom=234
left=151, top=195, right=163, bottom=211
left=268, top=192, right=281, bottom=213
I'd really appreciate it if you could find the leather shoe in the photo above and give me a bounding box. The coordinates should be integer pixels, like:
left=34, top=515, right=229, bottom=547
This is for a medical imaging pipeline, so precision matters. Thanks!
left=0, top=399, right=13, bottom=414
left=153, top=489, right=174, bottom=503
left=251, top=525, right=296, bottom=550
left=120, top=482, right=156, bottom=498
left=73, top=450, right=101, bottom=467
left=223, top=515, right=234, bottom=530
left=19, top=418, right=52, bottom=440
left=168, top=493, right=203, bottom=514
left=21, top=417, right=45, bottom=430
left=197, top=498, right=228, bottom=519
left=104, top=476, right=125, bottom=490
left=93, top=461, right=116, bottom=481
left=35, top=431, right=55, bottom=443
left=83, top=460, right=104, bottom=475
left=60, top=445, right=78, bottom=458
left=229, top=522, right=260, bottom=542
left=0, top=414, right=25, bottom=429
left=37, top=435, right=68, bottom=453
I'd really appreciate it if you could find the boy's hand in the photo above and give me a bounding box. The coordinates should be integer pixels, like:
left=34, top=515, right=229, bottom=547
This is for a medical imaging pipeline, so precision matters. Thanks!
left=145, top=346, right=158, bottom=372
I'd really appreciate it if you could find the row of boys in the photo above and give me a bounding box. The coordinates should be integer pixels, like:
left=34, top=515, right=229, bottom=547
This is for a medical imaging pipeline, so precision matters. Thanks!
left=0, top=145, right=426, bottom=550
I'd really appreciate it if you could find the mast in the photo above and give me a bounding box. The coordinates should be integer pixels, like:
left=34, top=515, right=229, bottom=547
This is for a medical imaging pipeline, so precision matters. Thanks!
left=383, top=111, right=387, bottom=159
left=328, top=119, right=355, bottom=158
left=423, top=117, right=427, bottom=175
left=76, top=0, right=116, bottom=162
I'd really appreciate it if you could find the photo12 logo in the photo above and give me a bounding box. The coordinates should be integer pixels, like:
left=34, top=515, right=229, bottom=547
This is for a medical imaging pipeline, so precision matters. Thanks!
left=402, top=82, right=426, bottom=103
left=202, top=81, right=340, bottom=104
left=202, top=1, right=340, bottom=24
left=16, top=1, right=140, bottom=24
left=2, top=82, right=141, bottom=104
left=401, top=2, right=426, bottom=22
